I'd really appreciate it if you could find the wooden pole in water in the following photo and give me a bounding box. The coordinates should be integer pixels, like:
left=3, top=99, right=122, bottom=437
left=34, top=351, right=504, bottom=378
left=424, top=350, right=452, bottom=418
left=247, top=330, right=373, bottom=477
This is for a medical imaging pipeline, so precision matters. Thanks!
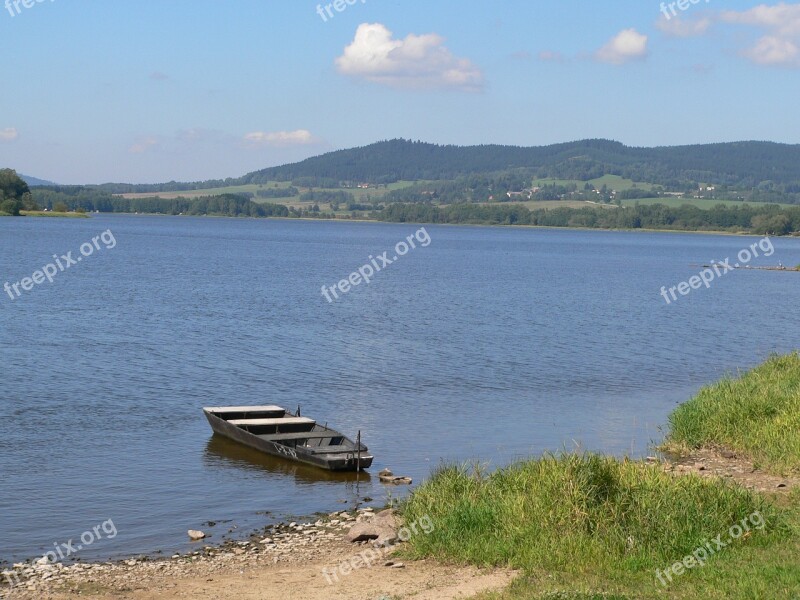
left=356, top=430, right=361, bottom=471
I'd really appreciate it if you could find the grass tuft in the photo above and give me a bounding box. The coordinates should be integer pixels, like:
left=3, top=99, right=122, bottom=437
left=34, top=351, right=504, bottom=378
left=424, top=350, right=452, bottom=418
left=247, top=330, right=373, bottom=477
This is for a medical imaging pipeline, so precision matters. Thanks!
left=402, top=454, right=783, bottom=575
left=665, top=353, right=800, bottom=475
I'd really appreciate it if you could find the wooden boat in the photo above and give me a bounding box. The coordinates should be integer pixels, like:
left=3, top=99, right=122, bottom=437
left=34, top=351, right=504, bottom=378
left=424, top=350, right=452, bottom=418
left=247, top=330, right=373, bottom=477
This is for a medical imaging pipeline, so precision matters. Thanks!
left=203, top=405, right=373, bottom=471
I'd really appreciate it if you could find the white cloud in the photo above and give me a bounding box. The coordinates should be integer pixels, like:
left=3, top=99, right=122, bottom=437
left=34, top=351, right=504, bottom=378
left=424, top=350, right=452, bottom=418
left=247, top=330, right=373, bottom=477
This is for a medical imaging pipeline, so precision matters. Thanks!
left=243, top=129, right=317, bottom=147
left=742, top=34, right=800, bottom=64
left=719, top=3, right=800, bottom=66
left=335, top=23, right=483, bottom=91
left=595, top=29, right=648, bottom=64
left=0, top=127, right=19, bottom=142
left=657, top=4, right=800, bottom=67
left=719, top=3, right=800, bottom=37
left=656, top=16, right=713, bottom=38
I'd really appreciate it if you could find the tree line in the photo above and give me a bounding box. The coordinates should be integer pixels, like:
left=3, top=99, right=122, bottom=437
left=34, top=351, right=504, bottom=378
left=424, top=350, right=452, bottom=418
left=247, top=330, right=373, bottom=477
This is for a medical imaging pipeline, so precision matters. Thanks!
left=377, top=202, right=800, bottom=235
left=31, top=188, right=289, bottom=218
left=0, top=169, right=38, bottom=215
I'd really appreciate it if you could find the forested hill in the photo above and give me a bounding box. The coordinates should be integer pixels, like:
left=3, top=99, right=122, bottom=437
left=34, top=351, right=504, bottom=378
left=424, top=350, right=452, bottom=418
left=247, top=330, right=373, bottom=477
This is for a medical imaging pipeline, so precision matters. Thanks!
left=240, top=139, right=800, bottom=188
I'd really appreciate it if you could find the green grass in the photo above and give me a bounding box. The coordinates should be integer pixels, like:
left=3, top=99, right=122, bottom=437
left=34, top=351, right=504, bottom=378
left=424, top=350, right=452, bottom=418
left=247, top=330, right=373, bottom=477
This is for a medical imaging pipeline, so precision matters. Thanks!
left=399, top=353, right=800, bottom=599
left=665, top=353, right=800, bottom=476
left=118, top=182, right=294, bottom=200
left=514, top=200, right=621, bottom=211
left=403, top=454, right=782, bottom=568
left=20, top=210, right=89, bottom=218
left=401, top=455, right=796, bottom=599
left=118, top=180, right=423, bottom=204
left=532, top=175, right=655, bottom=193
left=620, top=197, right=796, bottom=210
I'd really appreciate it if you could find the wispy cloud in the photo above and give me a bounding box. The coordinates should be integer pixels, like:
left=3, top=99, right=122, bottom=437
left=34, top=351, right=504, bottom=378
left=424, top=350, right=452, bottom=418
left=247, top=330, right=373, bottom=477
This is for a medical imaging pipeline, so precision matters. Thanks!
left=128, top=136, right=160, bottom=154
left=0, top=127, right=19, bottom=142
left=176, top=128, right=231, bottom=144
left=150, top=71, right=170, bottom=81
left=595, top=28, right=649, bottom=64
left=538, top=50, right=567, bottom=63
left=720, top=3, right=800, bottom=66
left=659, top=3, right=800, bottom=67
left=719, top=3, right=800, bottom=37
left=335, top=23, right=484, bottom=91
left=243, top=129, right=319, bottom=147
left=656, top=16, right=713, bottom=38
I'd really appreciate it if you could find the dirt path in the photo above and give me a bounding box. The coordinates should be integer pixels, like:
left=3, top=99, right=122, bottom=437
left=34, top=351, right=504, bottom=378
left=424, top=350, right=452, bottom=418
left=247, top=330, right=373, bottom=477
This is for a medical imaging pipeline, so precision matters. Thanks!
left=663, top=446, right=798, bottom=493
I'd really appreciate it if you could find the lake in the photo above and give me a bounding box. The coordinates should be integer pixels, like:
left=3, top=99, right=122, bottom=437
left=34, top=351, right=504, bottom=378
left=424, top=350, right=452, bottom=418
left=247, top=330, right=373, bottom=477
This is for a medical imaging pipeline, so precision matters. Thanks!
left=1, top=215, right=798, bottom=564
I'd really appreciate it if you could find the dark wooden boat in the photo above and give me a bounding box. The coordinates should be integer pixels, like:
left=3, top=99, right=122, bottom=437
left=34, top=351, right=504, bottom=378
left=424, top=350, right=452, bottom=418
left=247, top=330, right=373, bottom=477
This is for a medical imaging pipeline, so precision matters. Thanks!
left=203, top=405, right=373, bottom=471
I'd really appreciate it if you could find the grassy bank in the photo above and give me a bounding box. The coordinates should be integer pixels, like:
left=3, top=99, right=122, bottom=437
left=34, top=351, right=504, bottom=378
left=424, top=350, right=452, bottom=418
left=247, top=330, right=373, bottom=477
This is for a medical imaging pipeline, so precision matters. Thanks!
left=401, top=354, right=800, bottom=599
left=19, top=210, right=89, bottom=218
left=666, top=353, right=800, bottom=476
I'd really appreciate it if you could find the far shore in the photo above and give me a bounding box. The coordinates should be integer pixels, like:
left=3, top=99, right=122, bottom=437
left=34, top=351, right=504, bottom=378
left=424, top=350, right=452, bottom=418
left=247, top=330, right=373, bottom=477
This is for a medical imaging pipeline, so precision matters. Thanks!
left=18, top=210, right=89, bottom=218
left=9, top=210, right=800, bottom=239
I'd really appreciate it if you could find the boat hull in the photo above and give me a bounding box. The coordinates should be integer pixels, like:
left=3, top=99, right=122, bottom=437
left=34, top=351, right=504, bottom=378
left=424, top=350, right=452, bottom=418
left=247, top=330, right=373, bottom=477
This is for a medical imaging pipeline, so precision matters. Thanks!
left=204, top=411, right=373, bottom=472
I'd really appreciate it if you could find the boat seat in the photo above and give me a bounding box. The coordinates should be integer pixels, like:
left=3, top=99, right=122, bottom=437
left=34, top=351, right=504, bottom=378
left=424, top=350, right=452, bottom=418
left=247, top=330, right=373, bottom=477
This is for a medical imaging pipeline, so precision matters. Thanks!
left=260, top=432, right=338, bottom=441
left=229, top=417, right=315, bottom=427
left=205, top=405, right=285, bottom=414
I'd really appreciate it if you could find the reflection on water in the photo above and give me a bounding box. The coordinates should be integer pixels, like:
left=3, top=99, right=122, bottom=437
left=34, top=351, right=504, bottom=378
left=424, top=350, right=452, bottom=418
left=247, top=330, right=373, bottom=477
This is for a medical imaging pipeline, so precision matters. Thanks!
left=203, top=434, right=373, bottom=485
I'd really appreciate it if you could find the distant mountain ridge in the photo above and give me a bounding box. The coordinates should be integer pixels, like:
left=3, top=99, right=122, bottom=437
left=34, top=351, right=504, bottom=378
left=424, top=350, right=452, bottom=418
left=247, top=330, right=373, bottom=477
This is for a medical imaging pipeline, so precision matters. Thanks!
left=239, top=139, right=800, bottom=188
left=81, top=138, right=800, bottom=195
left=21, top=174, right=57, bottom=186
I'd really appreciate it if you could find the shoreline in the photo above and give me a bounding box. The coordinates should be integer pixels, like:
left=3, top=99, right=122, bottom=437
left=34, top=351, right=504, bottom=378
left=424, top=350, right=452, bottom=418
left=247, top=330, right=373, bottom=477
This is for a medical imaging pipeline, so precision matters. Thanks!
left=2, top=447, right=795, bottom=599
left=0, top=508, right=372, bottom=597
left=2, top=454, right=792, bottom=600
left=19, top=210, right=800, bottom=239
left=0, top=507, right=516, bottom=600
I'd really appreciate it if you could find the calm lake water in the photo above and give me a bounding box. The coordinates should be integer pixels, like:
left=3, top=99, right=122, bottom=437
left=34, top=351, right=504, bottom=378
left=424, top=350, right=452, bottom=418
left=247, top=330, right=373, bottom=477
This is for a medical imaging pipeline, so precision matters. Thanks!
left=1, top=215, right=798, bottom=564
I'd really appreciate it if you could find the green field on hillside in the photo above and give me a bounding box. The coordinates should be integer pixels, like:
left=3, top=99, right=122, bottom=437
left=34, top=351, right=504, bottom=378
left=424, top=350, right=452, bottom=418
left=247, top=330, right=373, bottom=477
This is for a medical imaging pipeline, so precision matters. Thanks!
left=620, top=197, right=796, bottom=210
left=118, top=180, right=421, bottom=205
left=117, top=177, right=797, bottom=213
left=533, top=174, right=656, bottom=192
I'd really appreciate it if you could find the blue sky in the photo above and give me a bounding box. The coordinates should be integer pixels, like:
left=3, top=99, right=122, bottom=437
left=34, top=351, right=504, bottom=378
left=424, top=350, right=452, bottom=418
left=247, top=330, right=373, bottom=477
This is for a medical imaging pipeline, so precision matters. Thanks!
left=0, top=0, right=798, bottom=183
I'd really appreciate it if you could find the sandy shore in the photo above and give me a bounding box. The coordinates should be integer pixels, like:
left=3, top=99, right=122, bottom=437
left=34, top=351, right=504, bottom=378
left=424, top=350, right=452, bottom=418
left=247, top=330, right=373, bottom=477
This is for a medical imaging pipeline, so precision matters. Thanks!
left=1, top=508, right=516, bottom=600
